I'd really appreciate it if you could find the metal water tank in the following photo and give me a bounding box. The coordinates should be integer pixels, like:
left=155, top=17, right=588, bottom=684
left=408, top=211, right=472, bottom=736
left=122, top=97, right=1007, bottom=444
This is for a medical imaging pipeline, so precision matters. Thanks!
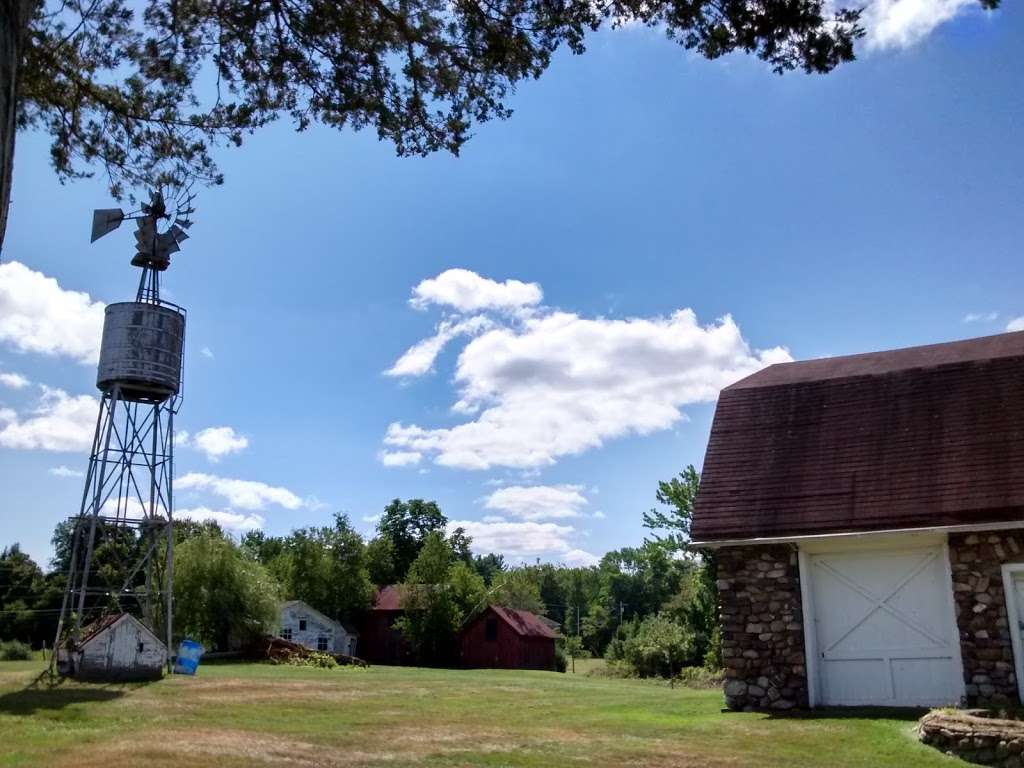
left=96, top=302, right=185, bottom=402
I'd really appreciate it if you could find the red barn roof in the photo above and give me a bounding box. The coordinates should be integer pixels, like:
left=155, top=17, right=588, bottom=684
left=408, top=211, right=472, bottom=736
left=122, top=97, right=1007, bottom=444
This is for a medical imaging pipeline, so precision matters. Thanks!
left=691, top=331, right=1024, bottom=543
left=488, top=606, right=558, bottom=639
left=372, top=585, right=403, bottom=611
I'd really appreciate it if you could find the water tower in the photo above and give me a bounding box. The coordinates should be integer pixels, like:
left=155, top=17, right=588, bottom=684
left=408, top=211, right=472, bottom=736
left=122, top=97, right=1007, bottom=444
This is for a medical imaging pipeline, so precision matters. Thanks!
left=53, top=189, right=193, bottom=679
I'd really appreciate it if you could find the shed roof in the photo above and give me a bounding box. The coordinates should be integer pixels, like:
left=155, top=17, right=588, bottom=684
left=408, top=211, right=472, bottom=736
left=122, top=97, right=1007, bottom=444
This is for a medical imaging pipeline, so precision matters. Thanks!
left=690, top=331, right=1024, bottom=543
left=485, top=606, right=559, bottom=639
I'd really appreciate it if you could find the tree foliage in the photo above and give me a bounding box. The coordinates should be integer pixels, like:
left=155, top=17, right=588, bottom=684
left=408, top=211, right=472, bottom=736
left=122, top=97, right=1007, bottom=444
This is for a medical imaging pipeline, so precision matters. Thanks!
left=607, top=612, right=696, bottom=678
left=0, top=0, right=897, bottom=249
left=642, top=464, right=701, bottom=552
left=376, top=498, right=448, bottom=581
left=395, top=531, right=486, bottom=665
left=173, top=528, right=281, bottom=649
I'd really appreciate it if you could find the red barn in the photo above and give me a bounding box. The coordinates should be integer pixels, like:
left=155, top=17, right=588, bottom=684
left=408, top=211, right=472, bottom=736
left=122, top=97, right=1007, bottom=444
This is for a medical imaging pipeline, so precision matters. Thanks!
left=460, top=606, right=558, bottom=671
left=358, top=585, right=414, bottom=665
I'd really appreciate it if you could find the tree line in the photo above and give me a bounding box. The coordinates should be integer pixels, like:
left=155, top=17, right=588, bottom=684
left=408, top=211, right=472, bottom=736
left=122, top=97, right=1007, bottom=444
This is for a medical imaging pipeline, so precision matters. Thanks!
left=0, top=466, right=718, bottom=675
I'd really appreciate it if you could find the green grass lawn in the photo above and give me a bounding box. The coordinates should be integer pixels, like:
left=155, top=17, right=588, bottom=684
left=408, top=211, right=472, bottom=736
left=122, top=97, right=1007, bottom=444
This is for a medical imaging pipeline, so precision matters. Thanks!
left=0, top=659, right=960, bottom=767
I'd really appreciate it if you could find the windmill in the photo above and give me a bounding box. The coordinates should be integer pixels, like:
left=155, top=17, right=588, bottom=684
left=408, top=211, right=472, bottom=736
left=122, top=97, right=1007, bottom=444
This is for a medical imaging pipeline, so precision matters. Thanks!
left=53, top=187, right=195, bottom=680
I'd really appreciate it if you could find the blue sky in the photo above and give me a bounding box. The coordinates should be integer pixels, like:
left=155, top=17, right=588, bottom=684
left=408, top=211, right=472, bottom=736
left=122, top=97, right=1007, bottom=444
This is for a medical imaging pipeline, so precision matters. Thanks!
left=1, top=1, right=1022, bottom=568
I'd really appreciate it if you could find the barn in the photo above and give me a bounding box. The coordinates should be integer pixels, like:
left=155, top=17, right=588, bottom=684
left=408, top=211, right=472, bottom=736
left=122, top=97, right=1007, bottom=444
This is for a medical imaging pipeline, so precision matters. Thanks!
left=690, top=332, right=1024, bottom=710
left=460, top=605, right=558, bottom=671
left=358, top=585, right=414, bottom=665
left=58, top=613, right=166, bottom=681
left=278, top=600, right=358, bottom=655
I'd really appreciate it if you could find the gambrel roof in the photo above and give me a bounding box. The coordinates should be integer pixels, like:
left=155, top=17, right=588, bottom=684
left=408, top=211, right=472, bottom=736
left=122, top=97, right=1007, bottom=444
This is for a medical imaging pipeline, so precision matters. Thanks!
left=691, top=331, right=1024, bottom=543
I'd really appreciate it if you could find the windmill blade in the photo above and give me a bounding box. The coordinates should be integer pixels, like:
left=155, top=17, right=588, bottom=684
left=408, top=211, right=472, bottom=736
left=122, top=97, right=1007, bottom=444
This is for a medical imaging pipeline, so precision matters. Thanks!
left=173, top=218, right=193, bottom=229
left=91, top=208, right=125, bottom=243
left=169, top=225, right=189, bottom=244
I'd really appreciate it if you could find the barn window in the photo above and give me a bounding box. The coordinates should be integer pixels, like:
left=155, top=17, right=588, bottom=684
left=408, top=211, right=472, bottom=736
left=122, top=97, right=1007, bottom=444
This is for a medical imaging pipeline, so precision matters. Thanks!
left=137, top=642, right=144, bottom=653
left=485, top=618, right=498, bottom=642
left=281, top=627, right=293, bottom=641
left=317, top=636, right=329, bottom=651
left=299, top=619, right=307, bottom=631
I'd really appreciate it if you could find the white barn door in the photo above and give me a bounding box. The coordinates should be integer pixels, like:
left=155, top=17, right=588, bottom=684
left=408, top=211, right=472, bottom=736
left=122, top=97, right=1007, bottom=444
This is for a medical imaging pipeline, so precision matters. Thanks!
left=807, top=543, right=963, bottom=706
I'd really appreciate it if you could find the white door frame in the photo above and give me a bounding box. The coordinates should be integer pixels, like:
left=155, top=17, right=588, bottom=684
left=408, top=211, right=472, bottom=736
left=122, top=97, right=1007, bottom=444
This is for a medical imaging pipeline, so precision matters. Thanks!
left=1000, top=563, right=1024, bottom=704
left=798, top=532, right=965, bottom=707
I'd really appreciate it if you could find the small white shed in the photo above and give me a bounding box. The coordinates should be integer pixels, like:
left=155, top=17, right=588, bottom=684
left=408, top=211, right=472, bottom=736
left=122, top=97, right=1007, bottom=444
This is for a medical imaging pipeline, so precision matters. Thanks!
left=59, top=613, right=167, bottom=681
left=278, top=600, right=357, bottom=655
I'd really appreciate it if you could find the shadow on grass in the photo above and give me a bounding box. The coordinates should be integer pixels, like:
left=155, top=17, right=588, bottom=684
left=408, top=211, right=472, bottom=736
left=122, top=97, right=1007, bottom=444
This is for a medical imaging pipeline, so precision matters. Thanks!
left=763, top=706, right=928, bottom=722
left=0, top=670, right=136, bottom=716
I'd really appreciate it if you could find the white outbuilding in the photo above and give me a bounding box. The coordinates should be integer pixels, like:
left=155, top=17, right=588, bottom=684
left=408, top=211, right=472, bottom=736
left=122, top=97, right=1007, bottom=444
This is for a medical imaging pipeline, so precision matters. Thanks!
left=58, top=613, right=167, bottom=681
left=278, top=600, right=358, bottom=655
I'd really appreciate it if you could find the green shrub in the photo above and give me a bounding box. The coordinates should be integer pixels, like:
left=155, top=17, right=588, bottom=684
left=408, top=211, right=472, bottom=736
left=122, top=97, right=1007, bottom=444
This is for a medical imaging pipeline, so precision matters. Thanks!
left=615, top=614, right=695, bottom=679
left=271, top=650, right=338, bottom=669
left=0, top=639, right=32, bottom=661
left=675, top=665, right=723, bottom=689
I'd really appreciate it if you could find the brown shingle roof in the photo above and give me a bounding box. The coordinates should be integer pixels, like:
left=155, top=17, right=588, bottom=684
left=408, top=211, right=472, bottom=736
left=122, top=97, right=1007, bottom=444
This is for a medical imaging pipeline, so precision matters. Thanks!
left=690, top=331, right=1024, bottom=543
left=489, top=606, right=559, bottom=639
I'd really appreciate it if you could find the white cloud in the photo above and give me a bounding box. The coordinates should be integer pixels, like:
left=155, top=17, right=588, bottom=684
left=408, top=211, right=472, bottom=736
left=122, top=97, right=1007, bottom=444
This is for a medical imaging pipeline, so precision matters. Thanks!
left=362, top=513, right=382, bottom=524
left=0, top=261, right=105, bottom=364
left=191, top=426, right=248, bottom=461
left=0, top=387, right=98, bottom=452
left=561, top=549, right=600, bottom=567
left=0, top=372, right=29, bottom=389
left=964, top=311, right=998, bottom=323
left=447, top=519, right=578, bottom=560
left=201, top=347, right=214, bottom=359
left=484, top=484, right=589, bottom=521
left=1007, top=317, right=1024, bottom=333
left=862, top=0, right=984, bottom=50
left=49, top=465, right=85, bottom=478
left=378, top=450, right=423, bottom=467
left=177, top=506, right=265, bottom=533
left=592, top=510, right=607, bottom=520
left=177, top=472, right=303, bottom=511
left=384, top=277, right=789, bottom=470
left=409, top=269, right=542, bottom=313
left=385, top=316, right=492, bottom=377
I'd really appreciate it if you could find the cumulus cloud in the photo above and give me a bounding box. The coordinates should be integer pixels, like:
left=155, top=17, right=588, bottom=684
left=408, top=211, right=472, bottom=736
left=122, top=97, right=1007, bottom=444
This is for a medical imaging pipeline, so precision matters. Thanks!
left=385, top=316, right=492, bottom=377
left=0, top=261, right=105, bottom=364
left=0, top=387, right=98, bottom=452
left=447, top=519, right=579, bottom=560
left=49, top=465, right=85, bottom=478
left=409, top=269, right=542, bottom=313
left=484, top=484, right=589, bottom=520
left=177, top=472, right=303, bottom=511
left=1007, top=317, right=1024, bottom=333
left=964, top=311, right=999, bottom=323
left=0, top=372, right=29, bottom=389
left=384, top=273, right=789, bottom=470
left=862, top=0, right=986, bottom=50
left=378, top=450, right=422, bottom=467
left=191, top=426, right=249, bottom=461
left=561, top=549, right=600, bottom=567
left=201, top=347, right=215, bottom=359
left=177, top=506, right=265, bottom=533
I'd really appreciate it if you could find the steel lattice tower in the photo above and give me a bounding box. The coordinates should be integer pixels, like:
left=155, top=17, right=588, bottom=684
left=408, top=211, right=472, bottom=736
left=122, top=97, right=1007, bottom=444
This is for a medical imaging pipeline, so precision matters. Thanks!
left=53, top=190, right=193, bottom=677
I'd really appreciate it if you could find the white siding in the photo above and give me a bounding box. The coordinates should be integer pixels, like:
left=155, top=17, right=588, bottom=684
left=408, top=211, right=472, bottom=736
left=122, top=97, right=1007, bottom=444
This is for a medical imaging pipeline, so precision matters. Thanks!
left=279, top=602, right=356, bottom=655
left=75, top=616, right=166, bottom=681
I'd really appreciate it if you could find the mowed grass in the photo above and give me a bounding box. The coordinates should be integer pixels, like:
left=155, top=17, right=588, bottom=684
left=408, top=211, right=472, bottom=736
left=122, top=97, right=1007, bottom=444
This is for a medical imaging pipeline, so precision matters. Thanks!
left=0, top=659, right=958, bottom=767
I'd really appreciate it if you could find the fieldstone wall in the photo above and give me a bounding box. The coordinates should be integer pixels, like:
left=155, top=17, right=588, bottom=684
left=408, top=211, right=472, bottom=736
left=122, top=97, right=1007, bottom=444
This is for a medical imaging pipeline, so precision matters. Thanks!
left=949, top=532, right=1024, bottom=707
left=718, top=544, right=808, bottom=711
left=920, top=710, right=1024, bottom=767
